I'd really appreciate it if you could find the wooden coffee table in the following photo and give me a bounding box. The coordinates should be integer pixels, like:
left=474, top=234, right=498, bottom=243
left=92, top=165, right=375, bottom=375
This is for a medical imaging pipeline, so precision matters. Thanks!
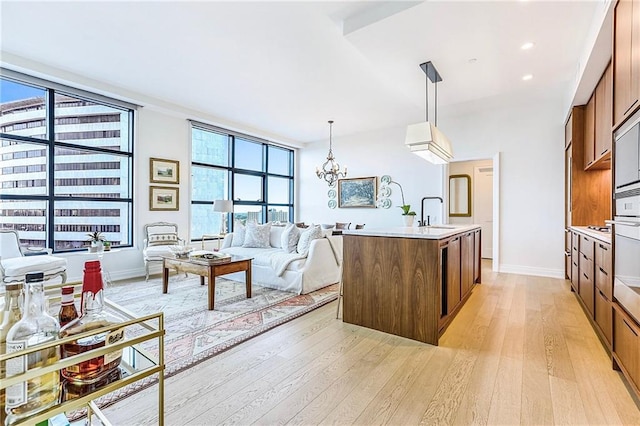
left=162, top=255, right=252, bottom=310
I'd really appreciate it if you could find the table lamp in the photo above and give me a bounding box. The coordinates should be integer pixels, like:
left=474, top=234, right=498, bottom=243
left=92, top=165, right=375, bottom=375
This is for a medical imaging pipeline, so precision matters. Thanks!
left=213, top=200, right=233, bottom=235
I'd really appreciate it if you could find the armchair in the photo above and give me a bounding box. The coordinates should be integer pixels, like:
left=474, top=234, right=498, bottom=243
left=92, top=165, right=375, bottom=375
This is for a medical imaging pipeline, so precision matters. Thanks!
left=0, top=230, right=67, bottom=285
left=143, top=222, right=186, bottom=281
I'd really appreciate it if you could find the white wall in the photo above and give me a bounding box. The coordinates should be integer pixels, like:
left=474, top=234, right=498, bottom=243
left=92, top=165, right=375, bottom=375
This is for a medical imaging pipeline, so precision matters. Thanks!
left=441, top=92, right=565, bottom=278
left=298, top=125, right=445, bottom=228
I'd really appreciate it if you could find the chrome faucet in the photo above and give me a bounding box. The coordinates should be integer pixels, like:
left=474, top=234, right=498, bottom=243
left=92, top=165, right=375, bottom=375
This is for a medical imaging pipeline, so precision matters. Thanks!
left=420, top=196, right=443, bottom=226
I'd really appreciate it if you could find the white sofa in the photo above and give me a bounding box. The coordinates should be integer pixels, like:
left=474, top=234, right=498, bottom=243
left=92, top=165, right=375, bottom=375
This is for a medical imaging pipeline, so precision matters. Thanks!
left=219, top=225, right=342, bottom=295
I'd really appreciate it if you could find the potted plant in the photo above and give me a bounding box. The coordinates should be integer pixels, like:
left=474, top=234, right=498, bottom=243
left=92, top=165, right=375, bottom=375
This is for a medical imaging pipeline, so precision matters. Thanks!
left=399, top=204, right=417, bottom=226
left=86, top=231, right=105, bottom=253
left=390, top=181, right=416, bottom=226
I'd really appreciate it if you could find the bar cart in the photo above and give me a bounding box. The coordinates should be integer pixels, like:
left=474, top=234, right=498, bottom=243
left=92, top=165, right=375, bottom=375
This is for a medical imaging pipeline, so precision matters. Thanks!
left=0, top=285, right=165, bottom=426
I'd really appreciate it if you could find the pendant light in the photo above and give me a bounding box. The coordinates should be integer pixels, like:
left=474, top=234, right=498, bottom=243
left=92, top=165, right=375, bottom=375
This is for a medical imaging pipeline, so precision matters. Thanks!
left=316, top=120, right=347, bottom=186
left=405, top=61, right=453, bottom=164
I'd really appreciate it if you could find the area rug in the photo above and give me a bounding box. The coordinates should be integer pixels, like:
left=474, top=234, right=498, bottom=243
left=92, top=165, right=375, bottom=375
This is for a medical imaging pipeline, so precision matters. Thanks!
left=66, top=274, right=338, bottom=417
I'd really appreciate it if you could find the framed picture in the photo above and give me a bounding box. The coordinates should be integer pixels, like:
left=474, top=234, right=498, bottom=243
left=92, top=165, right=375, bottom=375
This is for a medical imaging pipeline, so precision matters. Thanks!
left=150, top=157, right=180, bottom=184
left=149, top=186, right=179, bottom=211
left=338, top=177, right=377, bottom=208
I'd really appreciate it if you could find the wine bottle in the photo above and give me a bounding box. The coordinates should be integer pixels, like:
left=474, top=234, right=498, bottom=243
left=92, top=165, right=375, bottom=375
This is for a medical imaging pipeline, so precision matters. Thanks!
left=58, top=286, right=79, bottom=327
left=5, top=273, right=60, bottom=424
left=59, top=260, right=124, bottom=384
left=0, top=282, right=24, bottom=426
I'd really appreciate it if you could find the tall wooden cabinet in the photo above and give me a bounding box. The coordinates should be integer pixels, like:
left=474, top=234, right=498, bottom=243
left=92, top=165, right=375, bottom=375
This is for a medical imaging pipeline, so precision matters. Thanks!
left=613, top=0, right=640, bottom=127
left=564, top=107, right=611, bottom=232
left=595, top=64, right=613, bottom=161
left=584, top=63, right=613, bottom=170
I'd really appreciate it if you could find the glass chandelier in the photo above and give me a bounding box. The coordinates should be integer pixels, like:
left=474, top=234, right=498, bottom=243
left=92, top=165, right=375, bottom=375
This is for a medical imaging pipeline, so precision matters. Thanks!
left=316, top=120, right=347, bottom=186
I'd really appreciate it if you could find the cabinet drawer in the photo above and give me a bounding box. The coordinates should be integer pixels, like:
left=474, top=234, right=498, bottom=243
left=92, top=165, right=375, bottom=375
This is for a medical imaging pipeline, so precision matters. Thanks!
left=614, top=305, right=640, bottom=390
left=579, top=253, right=593, bottom=280
left=579, top=270, right=595, bottom=316
left=595, top=289, right=612, bottom=346
left=579, top=251, right=595, bottom=316
left=572, top=232, right=579, bottom=253
left=595, top=242, right=612, bottom=274
left=571, top=259, right=579, bottom=293
left=580, top=235, right=594, bottom=260
left=595, top=262, right=613, bottom=300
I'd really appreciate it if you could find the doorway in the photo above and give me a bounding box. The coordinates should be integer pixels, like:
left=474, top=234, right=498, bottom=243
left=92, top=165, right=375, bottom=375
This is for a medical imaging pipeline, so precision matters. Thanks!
left=447, top=156, right=498, bottom=268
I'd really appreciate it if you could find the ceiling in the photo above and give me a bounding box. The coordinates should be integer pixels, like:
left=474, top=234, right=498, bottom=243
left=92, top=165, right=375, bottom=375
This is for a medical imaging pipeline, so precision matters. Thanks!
left=0, top=1, right=602, bottom=145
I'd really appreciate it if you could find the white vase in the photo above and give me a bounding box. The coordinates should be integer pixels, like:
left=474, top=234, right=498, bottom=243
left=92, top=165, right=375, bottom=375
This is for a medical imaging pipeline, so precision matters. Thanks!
left=89, top=240, right=104, bottom=254
left=403, top=215, right=415, bottom=227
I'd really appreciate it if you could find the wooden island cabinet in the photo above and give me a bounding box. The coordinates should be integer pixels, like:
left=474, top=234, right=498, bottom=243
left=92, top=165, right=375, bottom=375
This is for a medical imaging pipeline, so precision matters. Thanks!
left=341, top=225, right=481, bottom=345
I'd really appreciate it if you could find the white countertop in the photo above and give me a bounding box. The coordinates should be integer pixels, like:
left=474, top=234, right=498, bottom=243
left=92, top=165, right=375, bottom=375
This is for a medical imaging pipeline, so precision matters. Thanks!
left=570, top=226, right=612, bottom=244
left=342, top=224, right=481, bottom=240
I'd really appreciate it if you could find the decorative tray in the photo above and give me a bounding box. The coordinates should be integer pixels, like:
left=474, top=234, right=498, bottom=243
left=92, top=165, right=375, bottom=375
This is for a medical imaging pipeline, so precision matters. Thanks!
left=188, top=250, right=232, bottom=264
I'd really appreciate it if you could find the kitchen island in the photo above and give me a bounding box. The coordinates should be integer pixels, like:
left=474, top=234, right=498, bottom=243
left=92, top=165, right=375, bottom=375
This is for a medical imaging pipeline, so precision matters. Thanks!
left=341, top=225, right=481, bottom=345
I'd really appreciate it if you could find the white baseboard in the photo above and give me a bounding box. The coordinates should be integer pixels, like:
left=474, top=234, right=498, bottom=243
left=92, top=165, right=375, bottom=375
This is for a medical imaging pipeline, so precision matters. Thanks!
left=498, top=264, right=565, bottom=279
left=66, top=267, right=146, bottom=284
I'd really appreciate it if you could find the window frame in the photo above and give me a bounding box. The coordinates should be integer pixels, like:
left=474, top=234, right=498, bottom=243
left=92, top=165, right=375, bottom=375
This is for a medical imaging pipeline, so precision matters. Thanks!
left=190, top=122, right=294, bottom=242
left=0, top=70, right=136, bottom=253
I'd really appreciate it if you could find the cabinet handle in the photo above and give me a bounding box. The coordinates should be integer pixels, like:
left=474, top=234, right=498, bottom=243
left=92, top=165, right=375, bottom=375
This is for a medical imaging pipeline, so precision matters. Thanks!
left=583, top=273, right=588, bottom=279
left=623, top=318, right=638, bottom=337
left=605, top=220, right=640, bottom=227
left=565, top=252, right=571, bottom=257
left=600, top=149, right=608, bottom=155
left=599, top=267, right=607, bottom=275
left=623, top=99, right=639, bottom=116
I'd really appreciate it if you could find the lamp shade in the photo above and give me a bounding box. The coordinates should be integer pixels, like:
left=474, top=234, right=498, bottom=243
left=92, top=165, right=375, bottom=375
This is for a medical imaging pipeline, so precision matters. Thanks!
left=213, top=199, right=233, bottom=212
left=405, top=121, right=453, bottom=164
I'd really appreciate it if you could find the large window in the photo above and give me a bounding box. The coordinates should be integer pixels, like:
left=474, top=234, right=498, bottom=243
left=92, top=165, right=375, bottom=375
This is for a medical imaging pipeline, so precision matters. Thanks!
left=190, top=123, right=294, bottom=240
left=0, top=71, right=135, bottom=252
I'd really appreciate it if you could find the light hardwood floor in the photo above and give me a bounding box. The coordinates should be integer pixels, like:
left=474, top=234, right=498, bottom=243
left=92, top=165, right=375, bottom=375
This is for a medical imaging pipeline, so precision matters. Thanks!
left=104, top=263, right=640, bottom=425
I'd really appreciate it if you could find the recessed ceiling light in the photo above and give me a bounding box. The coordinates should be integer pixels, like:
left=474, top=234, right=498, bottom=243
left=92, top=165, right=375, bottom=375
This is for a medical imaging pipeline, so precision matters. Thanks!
left=468, top=58, right=477, bottom=64
left=521, top=42, right=535, bottom=50
left=522, top=74, right=533, bottom=81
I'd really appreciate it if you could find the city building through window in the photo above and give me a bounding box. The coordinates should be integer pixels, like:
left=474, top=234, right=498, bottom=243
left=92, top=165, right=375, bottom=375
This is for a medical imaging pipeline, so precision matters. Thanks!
left=190, top=123, right=294, bottom=240
left=0, top=72, right=135, bottom=251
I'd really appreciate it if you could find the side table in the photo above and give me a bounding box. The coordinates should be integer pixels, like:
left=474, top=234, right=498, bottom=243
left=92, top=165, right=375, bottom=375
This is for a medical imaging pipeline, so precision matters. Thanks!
left=201, top=234, right=224, bottom=250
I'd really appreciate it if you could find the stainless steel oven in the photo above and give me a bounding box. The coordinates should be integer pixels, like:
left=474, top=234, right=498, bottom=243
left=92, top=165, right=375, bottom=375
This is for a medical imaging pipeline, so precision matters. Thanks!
left=608, top=201, right=640, bottom=322
left=609, top=111, right=640, bottom=323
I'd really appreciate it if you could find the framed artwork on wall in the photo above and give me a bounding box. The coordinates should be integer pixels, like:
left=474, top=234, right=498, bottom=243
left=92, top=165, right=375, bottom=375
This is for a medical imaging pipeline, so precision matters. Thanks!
left=149, top=186, right=179, bottom=211
left=338, top=177, right=377, bottom=208
left=150, top=157, right=180, bottom=184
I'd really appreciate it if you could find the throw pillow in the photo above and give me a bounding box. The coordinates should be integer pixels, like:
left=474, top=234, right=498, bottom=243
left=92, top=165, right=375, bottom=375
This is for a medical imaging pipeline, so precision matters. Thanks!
left=280, top=223, right=301, bottom=254
left=296, top=225, right=323, bottom=256
left=147, top=232, right=178, bottom=246
left=231, top=220, right=246, bottom=247
left=243, top=222, right=272, bottom=248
